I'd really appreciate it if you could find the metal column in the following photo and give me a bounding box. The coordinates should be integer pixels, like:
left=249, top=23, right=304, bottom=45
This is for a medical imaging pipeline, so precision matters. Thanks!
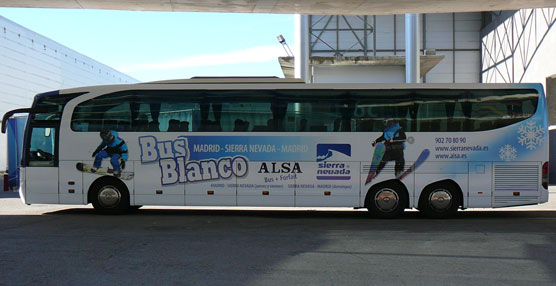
left=405, top=14, right=420, bottom=83
left=294, top=14, right=310, bottom=82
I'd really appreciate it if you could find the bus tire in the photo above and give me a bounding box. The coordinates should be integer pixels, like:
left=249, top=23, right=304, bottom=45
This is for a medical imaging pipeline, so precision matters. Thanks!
left=418, top=182, right=460, bottom=219
left=89, top=177, right=130, bottom=214
left=365, top=181, right=408, bottom=219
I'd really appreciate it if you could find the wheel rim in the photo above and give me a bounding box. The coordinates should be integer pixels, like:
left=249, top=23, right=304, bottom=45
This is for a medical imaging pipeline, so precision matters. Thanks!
left=428, top=188, right=452, bottom=211
left=374, top=188, right=399, bottom=212
left=97, top=186, right=121, bottom=208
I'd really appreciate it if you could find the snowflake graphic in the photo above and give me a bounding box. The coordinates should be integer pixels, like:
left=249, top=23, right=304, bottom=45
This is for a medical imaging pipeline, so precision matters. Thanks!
left=517, top=121, right=545, bottom=150
left=499, top=144, right=517, bottom=161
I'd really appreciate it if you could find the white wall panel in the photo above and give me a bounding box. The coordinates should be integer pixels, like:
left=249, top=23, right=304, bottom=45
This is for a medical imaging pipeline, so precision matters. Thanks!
left=426, top=13, right=453, bottom=24
left=455, top=12, right=482, bottom=21
left=375, top=15, right=395, bottom=50
left=314, top=65, right=404, bottom=83
left=455, top=51, right=480, bottom=81
left=425, top=14, right=453, bottom=50
left=455, top=31, right=480, bottom=49
left=425, top=52, right=453, bottom=83
left=395, top=15, right=405, bottom=49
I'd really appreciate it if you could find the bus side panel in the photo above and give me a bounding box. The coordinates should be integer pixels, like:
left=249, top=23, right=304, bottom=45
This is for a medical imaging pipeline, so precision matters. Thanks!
left=185, top=180, right=237, bottom=206
left=295, top=162, right=359, bottom=207
left=58, top=161, right=84, bottom=204
left=468, top=162, right=493, bottom=208
left=134, top=161, right=184, bottom=206
left=25, top=167, right=59, bottom=204
left=237, top=161, right=295, bottom=207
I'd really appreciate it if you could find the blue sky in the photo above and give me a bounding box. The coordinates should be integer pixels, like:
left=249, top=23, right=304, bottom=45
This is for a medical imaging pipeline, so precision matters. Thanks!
left=0, top=8, right=295, bottom=82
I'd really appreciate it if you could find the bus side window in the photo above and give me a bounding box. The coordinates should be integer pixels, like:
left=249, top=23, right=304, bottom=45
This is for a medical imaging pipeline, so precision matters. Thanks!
left=28, top=127, right=56, bottom=167
left=179, top=121, right=189, bottom=132
left=168, top=119, right=180, bottom=131
left=233, top=119, right=249, bottom=132
left=221, top=101, right=271, bottom=132
left=133, top=120, right=148, bottom=131
left=298, top=118, right=307, bottom=132
left=416, top=102, right=447, bottom=132
left=134, top=95, right=197, bottom=132
left=310, top=125, right=327, bottom=132
left=147, top=121, right=160, bottom=132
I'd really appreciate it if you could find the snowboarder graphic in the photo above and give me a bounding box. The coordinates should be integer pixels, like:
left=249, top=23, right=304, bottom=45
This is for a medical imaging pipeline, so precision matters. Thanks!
left=371, top=119, right=406, bottom=178
left=91, top=130, right=128, bottom=177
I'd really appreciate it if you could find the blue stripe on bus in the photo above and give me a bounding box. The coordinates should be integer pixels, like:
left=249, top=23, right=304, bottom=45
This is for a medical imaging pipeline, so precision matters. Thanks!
left=316, top=176, right=351, bottom=180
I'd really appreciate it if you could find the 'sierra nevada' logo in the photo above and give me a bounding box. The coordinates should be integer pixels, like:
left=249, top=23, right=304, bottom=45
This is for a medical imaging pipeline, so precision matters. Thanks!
left=316, top=144, right=351, bottom=180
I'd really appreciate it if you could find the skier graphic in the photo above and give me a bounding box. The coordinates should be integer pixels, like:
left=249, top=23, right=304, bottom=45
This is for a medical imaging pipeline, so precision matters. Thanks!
left=371, top=119, right=406, bottom=178
left=91, top=130, right=128, bottom=177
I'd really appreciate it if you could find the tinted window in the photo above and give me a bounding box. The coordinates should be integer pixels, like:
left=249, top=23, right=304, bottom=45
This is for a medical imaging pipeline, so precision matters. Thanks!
left=71, top=93, right=132, bottom=132
left=27, top=127, right=56, bottom=167
left=33, top=93, right=83, bottom=121
left=71, top=89, right=538, bottom=132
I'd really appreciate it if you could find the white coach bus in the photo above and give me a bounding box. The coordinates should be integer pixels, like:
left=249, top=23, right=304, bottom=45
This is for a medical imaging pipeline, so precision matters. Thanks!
left=1, top=78, right=549, bottom=218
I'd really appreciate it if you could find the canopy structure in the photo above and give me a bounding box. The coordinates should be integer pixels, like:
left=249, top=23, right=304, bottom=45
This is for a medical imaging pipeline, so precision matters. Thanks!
left=0, top=0, right=554, bottom=14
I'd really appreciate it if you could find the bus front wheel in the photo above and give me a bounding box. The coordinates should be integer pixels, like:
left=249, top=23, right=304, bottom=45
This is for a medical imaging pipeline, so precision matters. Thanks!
left=90, top=177, right=130, bottom=214
left=418, top=183, right=460, bottom=219
left=366, top=182, right=408, bottom=219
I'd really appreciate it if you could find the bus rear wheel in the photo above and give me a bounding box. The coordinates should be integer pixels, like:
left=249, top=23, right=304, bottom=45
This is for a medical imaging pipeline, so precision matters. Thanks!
left=366, top=182, right=407, bottom=219
left=419, top=183, right=460, bottom=219
left=90, top=178, right=129, bottom=214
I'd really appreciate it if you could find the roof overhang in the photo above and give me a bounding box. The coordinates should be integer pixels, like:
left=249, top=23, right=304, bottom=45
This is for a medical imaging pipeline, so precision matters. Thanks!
left=278, top=55, right=445, bottom=79
left=0, top=0, right=554, bottom=15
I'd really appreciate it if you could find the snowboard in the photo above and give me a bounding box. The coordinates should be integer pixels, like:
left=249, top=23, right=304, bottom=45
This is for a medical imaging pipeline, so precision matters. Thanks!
left=76, top=162, right=134, bottom=180
left=365, top=142, right=386, bottom=185
left=396, top=149, right=430, bottom=180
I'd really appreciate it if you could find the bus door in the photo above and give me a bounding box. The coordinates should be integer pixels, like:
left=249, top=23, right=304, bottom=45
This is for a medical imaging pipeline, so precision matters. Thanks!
left=24, top=123, right=59, bottom=204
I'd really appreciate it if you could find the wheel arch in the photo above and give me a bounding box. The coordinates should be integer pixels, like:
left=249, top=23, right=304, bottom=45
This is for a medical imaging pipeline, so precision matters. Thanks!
left=364, top=179, right=410, bottom=209
left=87, top=175, right=129, bottom=205
left=418, top=179, right=464, bottom=209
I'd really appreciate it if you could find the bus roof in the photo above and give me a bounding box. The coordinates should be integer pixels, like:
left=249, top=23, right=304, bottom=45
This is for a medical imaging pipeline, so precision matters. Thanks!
left=55, top=78, right=545, bottom=96
left=143, top=77, right=306, bottom=84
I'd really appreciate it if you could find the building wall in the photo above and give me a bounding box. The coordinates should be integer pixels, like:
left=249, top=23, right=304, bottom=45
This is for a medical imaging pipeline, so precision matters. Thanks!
left=0, top=15, right=138, bottom=170
left=313, top=65, right=404, bottom=83
left=424, top=13, right=482, bottom=83
left=306, top=13, right=482, bottom=83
